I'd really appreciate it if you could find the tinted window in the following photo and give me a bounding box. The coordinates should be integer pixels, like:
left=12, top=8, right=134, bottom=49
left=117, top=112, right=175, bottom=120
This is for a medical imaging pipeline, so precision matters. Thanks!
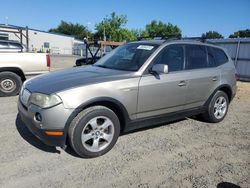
left=95, top=43, right=158, bottom=71
left=8, top=43, right=22, bottom=49
left=0, top=42, right=8, bottom=49
left=153, top=45, right=184, bottom=72
left=186, top=45, right=207, bottom=70
left=207, top=47, right=216, bottom=67
left=214, top=48, right=228, bottom=66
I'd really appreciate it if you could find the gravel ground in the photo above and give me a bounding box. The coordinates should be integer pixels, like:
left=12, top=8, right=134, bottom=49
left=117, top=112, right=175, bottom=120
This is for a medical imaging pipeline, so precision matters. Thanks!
left=0, top=82, right=249, bottom=188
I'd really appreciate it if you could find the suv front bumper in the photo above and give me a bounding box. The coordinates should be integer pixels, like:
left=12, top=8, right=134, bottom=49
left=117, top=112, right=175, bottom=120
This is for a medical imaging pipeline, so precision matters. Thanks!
left=18, top=99, right=73, bottom=147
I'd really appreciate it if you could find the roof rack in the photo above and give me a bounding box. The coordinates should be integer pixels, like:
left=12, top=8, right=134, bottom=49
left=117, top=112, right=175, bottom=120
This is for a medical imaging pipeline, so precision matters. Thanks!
left=137, top=35, right=207, bottom=43
left=0, top=24, right=29, bottom=51
left=180, top=37, right=207, bottom=43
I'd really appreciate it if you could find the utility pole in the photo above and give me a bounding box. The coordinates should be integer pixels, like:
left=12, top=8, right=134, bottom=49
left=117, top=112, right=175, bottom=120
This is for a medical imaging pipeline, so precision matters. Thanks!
left=103, top=27, right=106, bottom=41
left=86, top=22, right=91, bottom=40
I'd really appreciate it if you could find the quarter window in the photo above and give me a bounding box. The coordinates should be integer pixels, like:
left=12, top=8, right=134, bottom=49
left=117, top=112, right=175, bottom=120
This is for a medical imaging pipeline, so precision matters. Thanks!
left=186, top=45, right=207, bottom=70
left=214, top=48, right=228, bottom=66
left=153, top=45, right=184, bottom=72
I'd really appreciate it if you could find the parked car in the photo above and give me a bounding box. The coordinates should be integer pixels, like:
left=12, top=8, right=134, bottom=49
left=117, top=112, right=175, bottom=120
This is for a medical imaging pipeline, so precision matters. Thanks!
left=0, top=53, right=50, bottom=96
left=0, top=40, right=27, bottom=52
left=75, top=45, right=114, bottom=66
left=18, top=39, right=237, bottom=158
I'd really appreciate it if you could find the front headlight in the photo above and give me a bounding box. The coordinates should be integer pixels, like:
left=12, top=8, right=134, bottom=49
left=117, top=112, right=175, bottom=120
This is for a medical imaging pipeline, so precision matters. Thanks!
left=20, top=80, right=27, bottom=95
left=29, top=93, right=62, bottom=108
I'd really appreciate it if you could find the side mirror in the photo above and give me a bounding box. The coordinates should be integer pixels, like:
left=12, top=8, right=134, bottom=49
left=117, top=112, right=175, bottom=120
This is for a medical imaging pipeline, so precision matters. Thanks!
left=151, top=64, right=168, bottom=74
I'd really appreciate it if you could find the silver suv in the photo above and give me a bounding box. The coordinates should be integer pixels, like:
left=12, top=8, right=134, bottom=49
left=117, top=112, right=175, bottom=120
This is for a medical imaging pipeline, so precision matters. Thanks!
left=18, top=40, right=237, bottom=158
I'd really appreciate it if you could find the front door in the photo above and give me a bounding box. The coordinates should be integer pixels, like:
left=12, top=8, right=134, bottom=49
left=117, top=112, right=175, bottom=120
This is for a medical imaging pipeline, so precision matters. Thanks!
left=137, top=44, right=188, bottom=119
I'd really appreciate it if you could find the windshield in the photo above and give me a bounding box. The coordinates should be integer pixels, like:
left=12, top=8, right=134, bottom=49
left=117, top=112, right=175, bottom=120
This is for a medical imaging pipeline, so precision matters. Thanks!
left=94, top=43, right=159, bottom=71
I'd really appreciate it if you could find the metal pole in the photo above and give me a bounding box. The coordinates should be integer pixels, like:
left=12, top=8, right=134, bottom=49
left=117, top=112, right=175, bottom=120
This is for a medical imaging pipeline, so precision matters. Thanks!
left=84, top=40, right=88, bottom=61
left=26, top=26, right=29, bottom=52
left=234, top=39, right=240, bottom=66
left=20, top=29, right=23, bottom=52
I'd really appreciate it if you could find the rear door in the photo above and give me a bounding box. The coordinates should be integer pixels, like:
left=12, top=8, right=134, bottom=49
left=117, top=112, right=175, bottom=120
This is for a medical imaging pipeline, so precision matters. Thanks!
left=184, top=44, right=220, bottom=109
left=137, top=44, right=188, bottom=119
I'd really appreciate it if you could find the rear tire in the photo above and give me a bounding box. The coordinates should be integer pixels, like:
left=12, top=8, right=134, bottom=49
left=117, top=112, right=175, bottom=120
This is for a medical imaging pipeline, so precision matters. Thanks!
left=68, top=106, right=120, bottom=158
left=0, top=71, right=22, bottom=97
left=202, top=90, right=229, bottom=123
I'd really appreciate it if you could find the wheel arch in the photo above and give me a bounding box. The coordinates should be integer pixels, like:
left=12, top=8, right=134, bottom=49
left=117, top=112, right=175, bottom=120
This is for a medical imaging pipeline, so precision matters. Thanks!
left=64, top=97, right=130, bottom=138
left=205, top=84, right=233, bottom=107
left=0, top=67, right=26, bottom=81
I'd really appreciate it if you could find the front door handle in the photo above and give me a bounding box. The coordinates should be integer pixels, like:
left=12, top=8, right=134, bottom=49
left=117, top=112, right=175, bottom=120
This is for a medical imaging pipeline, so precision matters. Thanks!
left=178, top=80, right=187, bottom=87
left=212, top=76, right=218, bottom=81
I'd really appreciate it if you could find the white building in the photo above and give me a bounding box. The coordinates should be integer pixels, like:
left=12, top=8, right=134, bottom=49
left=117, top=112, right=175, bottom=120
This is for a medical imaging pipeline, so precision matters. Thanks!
left=1, top=24, right=84, bottom=55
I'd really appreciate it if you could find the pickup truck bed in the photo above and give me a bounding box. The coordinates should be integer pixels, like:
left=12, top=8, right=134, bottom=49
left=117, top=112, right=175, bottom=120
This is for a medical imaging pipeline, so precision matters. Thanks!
left=0, top=53, right=50, bottom=96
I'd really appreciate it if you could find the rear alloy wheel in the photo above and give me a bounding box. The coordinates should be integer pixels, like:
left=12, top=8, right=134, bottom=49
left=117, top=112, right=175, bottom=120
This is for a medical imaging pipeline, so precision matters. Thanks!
left=202, top=90, right=229, bottom=123
left=0, top=72, right=22, bottom=97
left=213, top=96, right=227, bottom=119
left=68, top=106, right=120, bottom=158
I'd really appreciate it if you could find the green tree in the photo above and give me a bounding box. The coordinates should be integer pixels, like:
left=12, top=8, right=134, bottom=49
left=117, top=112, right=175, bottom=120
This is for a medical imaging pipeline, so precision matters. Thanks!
left=143, top=20, right=181, bottom=39
left=49, top=21, right=91, bottom=40
left=229, top=29, right=250, bottom=38
left=201, top=31, right=224, bottom=39
left=95, top=12, right=136, bottom=42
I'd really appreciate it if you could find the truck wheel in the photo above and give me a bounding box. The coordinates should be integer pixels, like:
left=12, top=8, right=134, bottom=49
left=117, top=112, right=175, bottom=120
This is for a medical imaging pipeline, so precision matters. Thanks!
left=0, top=71, right=22, bottom=97
left=202, top=90, right=229, bottom=123
left=68, top=106, right=120, bottom=158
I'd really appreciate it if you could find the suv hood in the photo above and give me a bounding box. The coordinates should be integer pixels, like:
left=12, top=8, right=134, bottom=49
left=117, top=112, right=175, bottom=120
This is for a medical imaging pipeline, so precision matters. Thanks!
left=25, top=65, right=135, bottom=94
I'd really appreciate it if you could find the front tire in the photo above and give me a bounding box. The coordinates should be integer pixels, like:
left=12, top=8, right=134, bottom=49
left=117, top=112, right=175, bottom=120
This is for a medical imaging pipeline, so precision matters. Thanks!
left=68, top=106, right=120, bottom=158
left=202, top=90, right=229, bottom=123
left=0, top=71, right=22, bottom=97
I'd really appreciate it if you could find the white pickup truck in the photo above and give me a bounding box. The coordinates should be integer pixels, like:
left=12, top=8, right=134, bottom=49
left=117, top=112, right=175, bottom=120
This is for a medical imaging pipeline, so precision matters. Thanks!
left=0, top=53, right=50, bottom=96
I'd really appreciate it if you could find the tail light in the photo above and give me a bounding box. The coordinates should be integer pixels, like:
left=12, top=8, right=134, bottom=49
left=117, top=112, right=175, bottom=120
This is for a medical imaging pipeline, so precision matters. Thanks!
left=46, top=54, right=51, bottom=68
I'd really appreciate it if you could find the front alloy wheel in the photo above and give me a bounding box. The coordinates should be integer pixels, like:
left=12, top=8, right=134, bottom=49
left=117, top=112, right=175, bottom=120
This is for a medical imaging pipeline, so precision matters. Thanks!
left=68, top=106, right=120, bottom=158
left=81, top=116, right=115, bottom=152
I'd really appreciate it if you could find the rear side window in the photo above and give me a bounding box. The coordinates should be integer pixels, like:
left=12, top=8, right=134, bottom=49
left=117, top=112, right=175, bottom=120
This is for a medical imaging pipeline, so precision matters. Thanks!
left=0, top=42, right=8, bottom=49
left=214, top=48, right=228, bottom=66
left=186, top=45, right=207, bottom=70
left=8, top=43, right=22, bottom=49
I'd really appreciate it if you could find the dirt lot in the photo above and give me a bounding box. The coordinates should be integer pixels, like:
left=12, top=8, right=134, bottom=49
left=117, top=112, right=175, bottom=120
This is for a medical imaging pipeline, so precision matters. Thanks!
left=0, top=82, right=249, bottom=188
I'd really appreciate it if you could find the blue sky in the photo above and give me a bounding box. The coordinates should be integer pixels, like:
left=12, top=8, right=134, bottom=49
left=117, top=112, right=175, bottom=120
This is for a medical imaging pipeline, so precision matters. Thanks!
left=1, top=0, right=249, bottom=37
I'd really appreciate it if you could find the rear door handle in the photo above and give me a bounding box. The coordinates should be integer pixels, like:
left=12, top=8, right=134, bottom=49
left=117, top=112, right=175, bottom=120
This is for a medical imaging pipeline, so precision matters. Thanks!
left=178, top=80, right=187, bottom=87
left=212, top=76, right=218, bottom=81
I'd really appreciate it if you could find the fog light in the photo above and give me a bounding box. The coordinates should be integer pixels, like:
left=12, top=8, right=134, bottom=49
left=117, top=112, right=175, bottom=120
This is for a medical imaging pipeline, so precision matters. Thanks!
left=35, top=112, right=42, bottom=122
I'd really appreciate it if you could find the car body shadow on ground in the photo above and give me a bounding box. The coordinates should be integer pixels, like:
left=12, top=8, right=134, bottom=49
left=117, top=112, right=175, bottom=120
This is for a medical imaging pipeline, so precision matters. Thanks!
left=217, top=182, right=241, bottom=188
left=15, top=113, right=188, bottom=158
left=15, top=114, right=61, bottom=154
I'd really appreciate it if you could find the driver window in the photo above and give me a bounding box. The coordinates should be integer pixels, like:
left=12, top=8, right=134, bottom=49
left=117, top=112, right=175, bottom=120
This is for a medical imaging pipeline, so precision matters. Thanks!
left=153, top=45, right=184, bottom=72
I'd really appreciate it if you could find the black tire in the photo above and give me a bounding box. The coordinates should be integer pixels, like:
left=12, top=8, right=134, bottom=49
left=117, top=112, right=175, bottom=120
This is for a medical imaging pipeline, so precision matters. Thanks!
left=0, top=71, right=22, bottom=97
left=202, top=90, right=229, bottom=123
left=68, top=106, right=120, bottom=158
